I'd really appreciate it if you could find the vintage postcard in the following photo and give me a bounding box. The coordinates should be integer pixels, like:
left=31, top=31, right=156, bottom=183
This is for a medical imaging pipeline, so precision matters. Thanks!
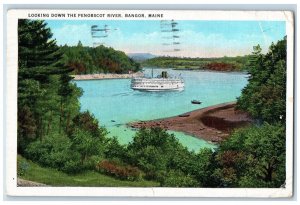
left=5, top=9, right=294, bottom=197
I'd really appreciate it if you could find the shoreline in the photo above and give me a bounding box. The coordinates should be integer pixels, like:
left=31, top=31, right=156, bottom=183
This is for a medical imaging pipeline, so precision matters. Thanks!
left=143, top=67, right=247, bottom=74
left=72, top=72, right=144, bottom=80
left=172, top=68, right=248, bottom=74
left=128, top=102, right=253, bottom=143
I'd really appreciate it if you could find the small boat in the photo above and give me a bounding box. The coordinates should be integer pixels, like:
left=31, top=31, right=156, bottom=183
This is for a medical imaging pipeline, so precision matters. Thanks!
left=191, top=100, right=202, bottom=104
left=178, top=114, right=190, bottom=117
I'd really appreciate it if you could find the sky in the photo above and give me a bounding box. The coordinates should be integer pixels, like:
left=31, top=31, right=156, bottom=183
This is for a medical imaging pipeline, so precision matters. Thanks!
left=45, top=20, right=286, bottom=58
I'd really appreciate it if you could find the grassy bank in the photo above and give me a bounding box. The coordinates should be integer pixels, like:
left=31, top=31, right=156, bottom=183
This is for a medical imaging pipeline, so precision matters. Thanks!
left=18, top=156, right=159, bottom=187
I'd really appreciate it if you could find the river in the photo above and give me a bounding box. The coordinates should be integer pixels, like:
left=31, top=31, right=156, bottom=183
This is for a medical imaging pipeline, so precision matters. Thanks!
left=74, top=68, right=248, bottom=152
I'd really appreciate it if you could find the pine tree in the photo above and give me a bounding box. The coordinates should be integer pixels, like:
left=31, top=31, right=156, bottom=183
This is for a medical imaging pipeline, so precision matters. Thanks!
left=18, top=19, right=75, bottom=151
left=18, top=20, right=71, bottom=83
left=58, top=73, right=75, bottom=133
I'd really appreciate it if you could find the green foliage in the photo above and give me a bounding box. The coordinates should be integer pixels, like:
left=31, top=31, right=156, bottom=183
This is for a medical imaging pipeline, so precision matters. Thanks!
left=17, top=105, right=37, bottom=153
left=18, top=19, right=69, bottom=83
left=125, top=127, right=219, bottom=187
left=24, top=134, right=83, bottom=174
left=18, top=19, right=80, bottom=152
left=17, top=19, right=99, bottom=175
left=71, top=111, right=106, bottom=138
left=17, top=157, right=30, bottom=176
left=216, top=123, right=285, bottom=187
left=70, top=128, right=104, bottom=165
left=68, top=111, right=106, bottom=167
left=143, top=55, right=251, bottom=71
left=127, top=128, right=185, bottom=180
left=192, top=148, right=220, bottom=187
left=65, top=111, right=107, bottom=170
left=159, top=170, right=198, bottom=187
left=60, top=44, right=141, bottom=74
left=225, top=37, right=287, bottom=188
left=23, top=131, right=104, bottom=175
left=104, top=137, right=128, bottom=160
left=18, top=155, right=159, bottom=187
left=237, top=37, right=286, bottom=123
left=17, top=78, right=47, bottom=143
left=96, top=160, right=142, bottom=181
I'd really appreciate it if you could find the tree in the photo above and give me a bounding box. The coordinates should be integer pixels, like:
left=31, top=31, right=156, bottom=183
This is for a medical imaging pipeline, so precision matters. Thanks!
left=17, top=19, right=109, bottom=175
left=77, top=40, right=83, bottom=47
left=237, top=37, right=286, bottom=123
left=69, top=111, right=107, bottom=165
left=17, top=105, right=37, bottom=154
left=70, top=128, right=103, bottom=165
left=17, top=78, right=45, bottom=141
left=216, top=123, right=286, bottom=187
left=126, top=127, right=215, bottom=185
left=57, top=73, right=78, bottom=133
left=192, top=148, right=220, bottom=187
left=18, top=20, right=70, bottom=83
left=127, top=128, right=182, bottom=179
left=18, top=19, right=63, bottom=143
left=104, top=137, right=128, bottom=160
left=17, top=19, right=79, bottom=153
left=159, top=170, right=198, bottom=187
left=71, top=111, right=106, bottom=138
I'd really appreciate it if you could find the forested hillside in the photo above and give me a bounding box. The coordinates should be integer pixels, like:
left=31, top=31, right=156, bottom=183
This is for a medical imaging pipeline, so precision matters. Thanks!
left=143, top=56, right=251, bottom=71
left=60, top=42, right=140, bottom=75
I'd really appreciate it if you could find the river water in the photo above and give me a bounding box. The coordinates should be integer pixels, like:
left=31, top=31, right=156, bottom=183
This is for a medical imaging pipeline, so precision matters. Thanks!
left=75, top=68, right=248, bottom=152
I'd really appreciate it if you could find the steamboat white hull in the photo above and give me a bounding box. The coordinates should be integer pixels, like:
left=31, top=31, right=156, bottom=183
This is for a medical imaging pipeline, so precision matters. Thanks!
left=131, top=77, right=184, bottom=91
left=131, top=87, right=184, bottom=92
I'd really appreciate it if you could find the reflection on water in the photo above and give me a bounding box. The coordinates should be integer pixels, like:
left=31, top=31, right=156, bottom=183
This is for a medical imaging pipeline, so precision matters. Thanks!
left=75, top=68, right=248, bottom=152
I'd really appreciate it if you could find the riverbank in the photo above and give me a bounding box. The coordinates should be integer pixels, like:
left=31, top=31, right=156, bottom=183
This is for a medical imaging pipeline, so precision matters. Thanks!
left=72, top=72, right=144, bottom=80
left=129, top=102, right=253, bottom=143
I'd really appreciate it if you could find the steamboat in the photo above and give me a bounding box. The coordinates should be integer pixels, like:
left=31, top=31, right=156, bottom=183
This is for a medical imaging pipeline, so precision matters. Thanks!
left=131, top=71, right=184, bottom=91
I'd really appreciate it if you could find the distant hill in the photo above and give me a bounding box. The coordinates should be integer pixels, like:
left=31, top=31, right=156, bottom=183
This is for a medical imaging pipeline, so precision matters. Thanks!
left=143, top=56, right=251, bottom=71
left=127, top=53, right=156, bottom=62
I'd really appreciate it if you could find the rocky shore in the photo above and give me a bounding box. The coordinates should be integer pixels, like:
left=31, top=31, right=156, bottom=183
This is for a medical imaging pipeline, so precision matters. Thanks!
left=128, top=102, right=253, bottom=143
left=72, top=72, right=144, bottom=80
